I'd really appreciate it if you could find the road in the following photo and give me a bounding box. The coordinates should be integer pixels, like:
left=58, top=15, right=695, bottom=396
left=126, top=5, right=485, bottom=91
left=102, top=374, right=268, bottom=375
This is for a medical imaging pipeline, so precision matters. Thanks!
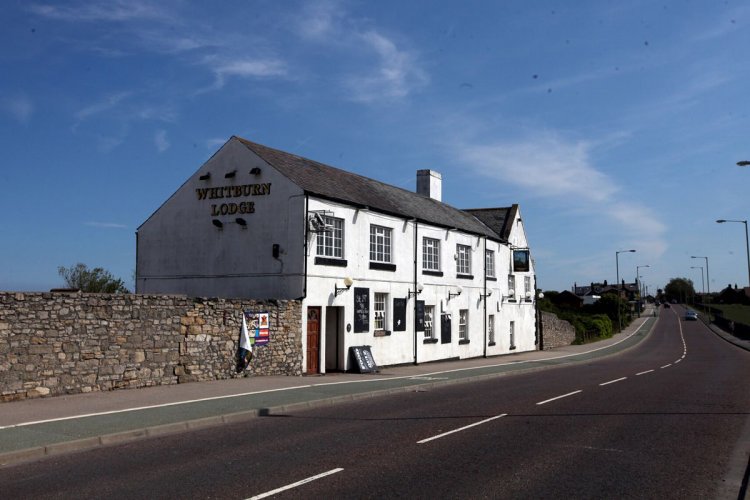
left=2, top=306, right=749, bottom=499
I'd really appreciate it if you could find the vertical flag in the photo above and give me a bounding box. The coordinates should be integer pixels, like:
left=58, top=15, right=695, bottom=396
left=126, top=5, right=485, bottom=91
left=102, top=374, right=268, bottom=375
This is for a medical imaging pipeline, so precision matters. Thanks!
left=236, top=313, right=253, bottom=372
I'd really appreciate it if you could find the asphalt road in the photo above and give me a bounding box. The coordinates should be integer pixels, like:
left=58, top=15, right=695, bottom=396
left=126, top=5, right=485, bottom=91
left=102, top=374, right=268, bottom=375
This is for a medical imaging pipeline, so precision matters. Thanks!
left=2, top=306, right=749, bottom=499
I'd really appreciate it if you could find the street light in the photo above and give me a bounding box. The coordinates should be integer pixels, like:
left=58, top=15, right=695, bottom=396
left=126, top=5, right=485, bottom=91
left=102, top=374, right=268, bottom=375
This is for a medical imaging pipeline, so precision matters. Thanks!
left=636, top=264, right=650, bottom=315
left=737, top=161, right=750, bottom=167
left=616, top=249, right=636, bottom=331
left=690, top=266, right=705, bottom=294
left=691, top=256, right=711, bottom=320
left=716, top=219, right=750, bottom=287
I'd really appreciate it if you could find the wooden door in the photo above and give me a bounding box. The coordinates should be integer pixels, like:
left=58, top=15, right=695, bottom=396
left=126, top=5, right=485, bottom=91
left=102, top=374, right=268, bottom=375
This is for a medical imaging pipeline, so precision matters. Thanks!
left=306, top=307, right=321, bottom=374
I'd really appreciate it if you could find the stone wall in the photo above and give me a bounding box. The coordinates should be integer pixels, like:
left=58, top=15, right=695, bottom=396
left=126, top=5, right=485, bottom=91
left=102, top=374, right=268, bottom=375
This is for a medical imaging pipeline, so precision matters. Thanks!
left=541, top=311, right=576, bottom=350
left=0, top=292, right=303, bottom=402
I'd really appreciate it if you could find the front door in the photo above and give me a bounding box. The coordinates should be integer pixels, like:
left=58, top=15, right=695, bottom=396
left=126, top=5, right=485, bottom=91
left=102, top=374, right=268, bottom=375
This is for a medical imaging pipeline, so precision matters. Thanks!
left=306, top=307, right=321, bottom=374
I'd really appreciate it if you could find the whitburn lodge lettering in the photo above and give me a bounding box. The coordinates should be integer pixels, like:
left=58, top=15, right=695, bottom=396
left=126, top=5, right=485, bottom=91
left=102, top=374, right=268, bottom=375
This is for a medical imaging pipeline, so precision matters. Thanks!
left=195, top=183, right=272, bottom=217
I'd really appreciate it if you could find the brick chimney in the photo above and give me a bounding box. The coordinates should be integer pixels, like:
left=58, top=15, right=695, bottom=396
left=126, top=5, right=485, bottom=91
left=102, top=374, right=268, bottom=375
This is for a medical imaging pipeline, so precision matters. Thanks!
left=416, top=169, right=442, bottom=201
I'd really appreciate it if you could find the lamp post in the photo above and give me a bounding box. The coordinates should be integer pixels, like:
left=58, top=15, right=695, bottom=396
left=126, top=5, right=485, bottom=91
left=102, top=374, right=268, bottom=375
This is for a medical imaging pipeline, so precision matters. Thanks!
left=737, top=161, right=750, bottom=167
left=716, top=219, right=750, bottom=287
left=691, top=256, right=710, bottom=321
left=616, top=249, right=636, bottom=332
left=636, top=264, right=650, bottom=315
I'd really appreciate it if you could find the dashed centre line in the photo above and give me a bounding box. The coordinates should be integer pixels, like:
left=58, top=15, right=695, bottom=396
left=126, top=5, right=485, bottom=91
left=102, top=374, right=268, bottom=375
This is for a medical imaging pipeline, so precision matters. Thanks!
left=600, top=377, right=627, bottom=386
left=248, top=468, right=344, bottom=500
left=536, top=390, right=582, bottom=406
left=636, top=369, right=654, bottom=376
left=417, top=414, right=507, bottom=444
left=660, top=364, right=672, bottom=369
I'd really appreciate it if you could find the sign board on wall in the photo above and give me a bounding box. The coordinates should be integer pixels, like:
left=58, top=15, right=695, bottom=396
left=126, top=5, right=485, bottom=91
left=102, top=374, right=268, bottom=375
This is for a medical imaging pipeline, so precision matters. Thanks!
left=353, top=288, right=369, bottom=333
left=393, top=298, right=406, bottom=331
left=349, top=345, right=378, bottom=373
left=244, top=310, right=270, bottom=345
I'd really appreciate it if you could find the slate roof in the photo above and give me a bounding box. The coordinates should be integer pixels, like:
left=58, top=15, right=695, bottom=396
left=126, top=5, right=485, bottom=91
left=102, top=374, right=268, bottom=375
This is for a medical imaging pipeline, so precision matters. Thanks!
left=236, top=136, right=511, bottom=241
left=463, top=206, right=517, bottom=242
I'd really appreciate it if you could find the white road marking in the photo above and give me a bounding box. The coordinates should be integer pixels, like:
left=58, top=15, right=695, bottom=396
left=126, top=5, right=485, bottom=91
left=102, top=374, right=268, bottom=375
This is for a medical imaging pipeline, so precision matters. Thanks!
left=248, top=468, right=344, bottom=499
left=660, top=364, right=672, bottom=369
left=599, top=377, right=627, bottom=386
left=636, top=370, right=654, bottom=376
left=417, top=414, right=507, bottom=444
left=675, top=359, right=682, bottom=363
left=536, top=390, right=582, bottom=405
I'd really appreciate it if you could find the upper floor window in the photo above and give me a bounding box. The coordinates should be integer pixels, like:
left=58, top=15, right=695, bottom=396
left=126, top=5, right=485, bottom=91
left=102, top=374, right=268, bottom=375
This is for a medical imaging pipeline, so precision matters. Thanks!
left=485, top=250, right=495, bottom=278
left=422, top=237, right=440, bottom=271
left=508, top=275, right=516, bottom=300
left=315, top=216, right=344, bottom=258
left=370, top=225, right=392, bottom=263
left=524, top=276, right=532, bottom=300
left=457, top=244, right=472, bottom=275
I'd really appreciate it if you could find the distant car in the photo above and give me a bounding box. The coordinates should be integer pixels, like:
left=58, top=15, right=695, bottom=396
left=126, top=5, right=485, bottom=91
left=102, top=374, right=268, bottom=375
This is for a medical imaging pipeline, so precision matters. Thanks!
left=684, top=310, right=698, bottom=321
left=663, top=303, right=670, bottom=308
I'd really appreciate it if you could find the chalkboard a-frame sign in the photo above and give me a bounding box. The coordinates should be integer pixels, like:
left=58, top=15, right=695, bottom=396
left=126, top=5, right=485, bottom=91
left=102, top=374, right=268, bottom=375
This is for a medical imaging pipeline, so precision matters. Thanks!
left=353, top=287, right=369, bottom=333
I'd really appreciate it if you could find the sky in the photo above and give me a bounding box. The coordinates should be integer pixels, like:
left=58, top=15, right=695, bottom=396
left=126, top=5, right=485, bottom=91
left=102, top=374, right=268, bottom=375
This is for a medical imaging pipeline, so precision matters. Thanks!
left=2, top=0, right=749, bottom=295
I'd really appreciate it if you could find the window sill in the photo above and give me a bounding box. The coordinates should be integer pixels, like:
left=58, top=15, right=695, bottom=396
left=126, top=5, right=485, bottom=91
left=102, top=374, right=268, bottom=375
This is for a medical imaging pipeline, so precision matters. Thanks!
left=422, top=270, right=443, bottom=277
left=315, top=257, right=347, bottom=267
left=456, top=274, right=474, bottom=280
left=423, top=338, right=439, bottom=344
left=488, top=342, right=496, bottom=347
left=486, top=276, right=497, bottom=281
left=509, top=345, right=516, bottom=351
left=459, top=339, right=470, bottom=345
left=374, top=330, right=391, bottom=337
left=369, top=262, right=397, bottom=272
left=507, top=299, right=517, bottom=303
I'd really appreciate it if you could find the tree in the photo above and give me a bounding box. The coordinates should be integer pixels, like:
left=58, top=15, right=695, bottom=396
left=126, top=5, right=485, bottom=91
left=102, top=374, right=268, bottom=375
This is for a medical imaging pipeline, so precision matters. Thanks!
left=663, top=277, right=695, bottom=304
left=57, top=263, right=129, bottom=293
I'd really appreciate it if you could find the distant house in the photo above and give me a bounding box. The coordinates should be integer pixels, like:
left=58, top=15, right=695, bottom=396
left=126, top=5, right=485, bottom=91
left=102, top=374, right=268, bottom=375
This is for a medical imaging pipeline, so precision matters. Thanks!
left=573, top=281, right=638, bottom=302
left=551, top=290, right=583, bottom=310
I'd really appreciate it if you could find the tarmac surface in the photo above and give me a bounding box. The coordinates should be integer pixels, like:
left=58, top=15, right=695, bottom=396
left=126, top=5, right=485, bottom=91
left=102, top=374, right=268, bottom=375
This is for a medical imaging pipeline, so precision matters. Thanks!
left=1, top=305, right=748, bottom=467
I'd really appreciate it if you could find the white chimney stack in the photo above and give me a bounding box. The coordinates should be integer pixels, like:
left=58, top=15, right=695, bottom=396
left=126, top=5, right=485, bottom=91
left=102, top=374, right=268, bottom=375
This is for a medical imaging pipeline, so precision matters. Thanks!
left=416, top=169, right=442, bottom=202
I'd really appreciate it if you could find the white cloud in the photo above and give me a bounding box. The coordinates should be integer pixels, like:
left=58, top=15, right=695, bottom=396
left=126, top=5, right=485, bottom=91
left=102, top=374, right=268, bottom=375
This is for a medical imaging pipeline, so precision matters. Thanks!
left=203, top=57, right=288, bottom=90
left=3, top=94, right=34, bottom=124
left=297, top=0, right=342, bottom=40
left=75, top=91, right=132, bottom=121
left=345, top=30, right=428, bottom=102
left=30, top=1, right=167, bottom=22
left=154, top=129, right=170, bottom=153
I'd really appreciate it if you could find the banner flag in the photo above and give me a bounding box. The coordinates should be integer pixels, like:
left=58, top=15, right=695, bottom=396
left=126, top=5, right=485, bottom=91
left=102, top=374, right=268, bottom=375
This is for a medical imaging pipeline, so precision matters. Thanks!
left=236, top=313, right=254, bottom=372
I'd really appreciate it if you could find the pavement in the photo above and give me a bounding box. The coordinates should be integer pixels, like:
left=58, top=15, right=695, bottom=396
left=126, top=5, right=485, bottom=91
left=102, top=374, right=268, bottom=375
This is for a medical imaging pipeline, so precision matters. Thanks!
left=0, top=305, right=747, bottom=467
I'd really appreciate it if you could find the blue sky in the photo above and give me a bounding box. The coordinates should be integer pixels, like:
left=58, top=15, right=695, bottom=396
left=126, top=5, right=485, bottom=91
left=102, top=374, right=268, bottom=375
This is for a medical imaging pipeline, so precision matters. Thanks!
left=2, top=0, right=749, bottom=295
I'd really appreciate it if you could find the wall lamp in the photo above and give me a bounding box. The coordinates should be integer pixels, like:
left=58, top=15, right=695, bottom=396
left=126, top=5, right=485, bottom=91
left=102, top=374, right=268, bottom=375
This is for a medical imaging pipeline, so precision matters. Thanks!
left=212, top=219, right=223, bottom=229
left=199, top=172, right=211, bottom=180
left=480, top=290, right=493, bottom=299
left=448, top=286, right=462, bottom=300
left=737, top=161, right=750, bottom=167
left=250, top=167, right=262, bottom=175
left=224, top=170, right=236, bottom=178
left=235, top=217, right=247, bottom=226
left=334, top=277, right=354, bottom=296
left=408, top=283, right=424, bottom=298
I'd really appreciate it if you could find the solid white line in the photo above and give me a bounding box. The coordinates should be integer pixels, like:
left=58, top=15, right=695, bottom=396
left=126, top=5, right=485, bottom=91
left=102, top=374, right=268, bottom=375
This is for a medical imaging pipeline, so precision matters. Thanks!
left=248, top=468, right=344, bottom=500
left=536, top=390, right=582, bottom=405
left=599, top=377, right=627, bottom=386
left=636, top=370, right=654, bottom=376
left=660, top=364, right=672, bottom=369
left=417, top=414, right=507, bottom=444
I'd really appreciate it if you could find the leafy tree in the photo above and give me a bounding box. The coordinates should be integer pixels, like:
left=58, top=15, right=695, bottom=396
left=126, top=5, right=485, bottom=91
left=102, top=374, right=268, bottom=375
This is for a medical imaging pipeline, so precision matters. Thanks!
left=663, top=277, right=695, bottom=304
left=57, top=263, right=129, bottom=293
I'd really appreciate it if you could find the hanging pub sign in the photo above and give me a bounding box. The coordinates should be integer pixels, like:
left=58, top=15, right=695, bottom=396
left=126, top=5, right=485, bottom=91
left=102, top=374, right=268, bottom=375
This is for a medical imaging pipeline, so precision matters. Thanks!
left=353, top=287, right=369, bottom=333
left=513, top=249, right=530, bottom=272
left=244, top=310, right=270, bottom=345
left=393, top=298, right=406, bottom=331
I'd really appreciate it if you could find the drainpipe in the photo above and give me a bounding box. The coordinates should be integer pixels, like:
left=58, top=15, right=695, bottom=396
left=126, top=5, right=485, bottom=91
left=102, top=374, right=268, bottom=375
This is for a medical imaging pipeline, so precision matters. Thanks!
left=303, top=195, right=309, bottom=299
left=413, top=220, right=419, bottom=365
left=483, top=237, right=487, bottom=358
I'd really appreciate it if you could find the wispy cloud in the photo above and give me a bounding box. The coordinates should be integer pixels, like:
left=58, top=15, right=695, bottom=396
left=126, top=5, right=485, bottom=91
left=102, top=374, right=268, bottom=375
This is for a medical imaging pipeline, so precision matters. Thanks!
left=29, top=1, right=167, bottom=22
left=154, top=129, right=169, bottom=152
left=344, top=30, right=428, bottom=102
left=75, top=91, right=132, bottom=122
left=207, top=57, right=288, bottom=90
left=454, top=133, right=666, bottom=255
left=85, top=221, right=127, bottom=229
left=2, top=94, right=34, bottom=124
left=297, top=0, right=343, bottom=41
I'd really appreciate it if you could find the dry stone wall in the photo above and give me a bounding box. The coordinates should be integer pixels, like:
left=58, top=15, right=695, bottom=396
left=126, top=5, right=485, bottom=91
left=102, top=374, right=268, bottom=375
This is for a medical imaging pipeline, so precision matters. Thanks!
left=540, top=311, right=576, bottom=350
left=0, top=292, right=302, bottom=402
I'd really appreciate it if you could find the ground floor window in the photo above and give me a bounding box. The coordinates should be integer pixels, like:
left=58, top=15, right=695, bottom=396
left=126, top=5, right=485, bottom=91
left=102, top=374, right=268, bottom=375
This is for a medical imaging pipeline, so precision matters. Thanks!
left=459, top=309, right=468, bottom=341
left=374, top=292, right=388, bottom=331
left=510, top=320, right=516, bottom=350
left=424, top=305, right=435, bottom=339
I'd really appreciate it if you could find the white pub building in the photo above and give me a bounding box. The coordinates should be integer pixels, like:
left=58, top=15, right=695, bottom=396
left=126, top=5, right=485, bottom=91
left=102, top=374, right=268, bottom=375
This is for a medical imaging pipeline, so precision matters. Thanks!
left=136, top=137, right=537, bottom=374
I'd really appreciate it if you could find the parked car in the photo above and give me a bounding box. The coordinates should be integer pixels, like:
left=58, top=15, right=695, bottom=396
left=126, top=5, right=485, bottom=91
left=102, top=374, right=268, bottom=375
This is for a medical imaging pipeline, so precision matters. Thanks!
left=663, top=303, right=671, bottom=309
left=684, top=310, right=698, bottom=321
